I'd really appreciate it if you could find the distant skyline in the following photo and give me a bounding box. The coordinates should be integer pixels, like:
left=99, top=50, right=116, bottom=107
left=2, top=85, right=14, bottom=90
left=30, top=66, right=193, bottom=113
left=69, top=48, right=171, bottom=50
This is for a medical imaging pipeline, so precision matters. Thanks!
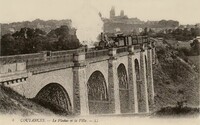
left=0, top=0, right=199, bottom=41
left=0, top=0, right=199, bottom=25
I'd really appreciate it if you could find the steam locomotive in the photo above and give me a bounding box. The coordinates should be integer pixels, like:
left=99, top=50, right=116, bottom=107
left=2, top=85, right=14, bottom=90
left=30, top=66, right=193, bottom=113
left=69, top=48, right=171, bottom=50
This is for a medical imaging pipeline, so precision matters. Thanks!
left=94, top=33, right=150, bottom=49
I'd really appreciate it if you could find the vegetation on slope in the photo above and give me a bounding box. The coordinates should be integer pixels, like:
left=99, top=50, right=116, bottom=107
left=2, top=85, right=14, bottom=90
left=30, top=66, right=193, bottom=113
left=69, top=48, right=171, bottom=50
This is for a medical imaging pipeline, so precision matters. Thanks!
left=1, top=19, right=72, bottom=35
left=153, top=40, right=199, bottom=116
left=0, top=85, right=53, bottom=116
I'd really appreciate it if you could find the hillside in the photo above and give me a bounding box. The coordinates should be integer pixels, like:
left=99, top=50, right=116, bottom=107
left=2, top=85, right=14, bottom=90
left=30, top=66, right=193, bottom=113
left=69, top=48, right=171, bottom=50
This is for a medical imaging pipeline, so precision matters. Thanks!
left=153, top=40, right=199, bottom=114
left=1, top=19, right=73, bottom=35
left=0, top=85, right=54, bottom=116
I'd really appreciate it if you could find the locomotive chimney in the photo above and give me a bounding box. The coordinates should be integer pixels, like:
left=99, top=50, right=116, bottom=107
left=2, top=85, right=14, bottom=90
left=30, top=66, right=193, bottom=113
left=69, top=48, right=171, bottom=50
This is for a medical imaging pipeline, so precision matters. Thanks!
left=101, top=32, right=104, bottom=41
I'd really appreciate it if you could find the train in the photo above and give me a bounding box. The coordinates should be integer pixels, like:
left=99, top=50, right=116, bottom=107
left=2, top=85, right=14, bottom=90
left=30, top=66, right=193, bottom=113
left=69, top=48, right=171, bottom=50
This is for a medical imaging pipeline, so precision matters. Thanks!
left=94, top=32, right=150, bottom=49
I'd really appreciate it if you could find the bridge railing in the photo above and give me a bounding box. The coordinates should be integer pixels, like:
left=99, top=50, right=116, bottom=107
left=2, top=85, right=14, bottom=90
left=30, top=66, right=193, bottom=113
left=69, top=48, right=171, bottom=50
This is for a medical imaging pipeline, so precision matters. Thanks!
left=46, top=54, right=74, bottom=63
left=0, top=53, right=43, bottom=64
left=51, top=48, right=85, bottom=56
left=85, top=49, right=109, bottom=59
left=26, top=54, right=74, bottom=68
left=0, top=41, right=154, bottom=65
left=144, top=43, right=148, bottom=48
left=134, top=45, right=141, bottom=50
left=116, top=44, right=147, bottom=54
left=26, top=58, right=44, bottom=67
left=0, top=48, right=84, bottom=65
left=116, top=46, right=128, bottom=53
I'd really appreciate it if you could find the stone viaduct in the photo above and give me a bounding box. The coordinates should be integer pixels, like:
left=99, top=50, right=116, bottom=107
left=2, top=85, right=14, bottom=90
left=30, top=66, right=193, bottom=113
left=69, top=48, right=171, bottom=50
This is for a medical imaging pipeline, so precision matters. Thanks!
left=0, top=41, right=156, bottom=115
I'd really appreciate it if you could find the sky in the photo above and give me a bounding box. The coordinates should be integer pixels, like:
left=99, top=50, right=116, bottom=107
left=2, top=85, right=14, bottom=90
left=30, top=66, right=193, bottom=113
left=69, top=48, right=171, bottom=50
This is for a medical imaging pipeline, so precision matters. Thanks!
left=0, top=0, right=199, bottom=41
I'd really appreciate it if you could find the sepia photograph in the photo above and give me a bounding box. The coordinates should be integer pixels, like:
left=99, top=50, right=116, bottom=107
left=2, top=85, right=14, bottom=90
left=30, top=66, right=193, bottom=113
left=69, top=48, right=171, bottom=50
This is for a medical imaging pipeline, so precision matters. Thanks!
left=0, top=0, right=199, bottom=125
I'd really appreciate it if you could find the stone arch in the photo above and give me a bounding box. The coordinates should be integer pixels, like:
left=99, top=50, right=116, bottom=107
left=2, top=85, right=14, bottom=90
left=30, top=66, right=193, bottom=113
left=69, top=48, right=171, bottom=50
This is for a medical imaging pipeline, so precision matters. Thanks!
left=33, top=83, right=72, bottom=115
left=87, top=70, right=109, bottom=114
left=117, top=63, right=129, bottom=113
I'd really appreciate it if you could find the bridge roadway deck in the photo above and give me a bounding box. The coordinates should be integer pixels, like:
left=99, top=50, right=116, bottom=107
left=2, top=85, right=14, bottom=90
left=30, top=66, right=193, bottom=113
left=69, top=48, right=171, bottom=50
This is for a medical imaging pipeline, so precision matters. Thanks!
left=0, top=44, right=144, bottom=75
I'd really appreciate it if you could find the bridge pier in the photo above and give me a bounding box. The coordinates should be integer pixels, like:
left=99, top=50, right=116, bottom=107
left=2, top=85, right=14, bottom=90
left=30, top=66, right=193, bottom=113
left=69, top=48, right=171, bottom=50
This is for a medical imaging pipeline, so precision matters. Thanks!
left=139, top=44, right=149, bottom=113
left=108, top=48, right=121, bottom=114
left=147, top=44, right=155, bottom=112
left=128, top=45, right=138, bottom=113
left=73, top=52, right=89, bottom=115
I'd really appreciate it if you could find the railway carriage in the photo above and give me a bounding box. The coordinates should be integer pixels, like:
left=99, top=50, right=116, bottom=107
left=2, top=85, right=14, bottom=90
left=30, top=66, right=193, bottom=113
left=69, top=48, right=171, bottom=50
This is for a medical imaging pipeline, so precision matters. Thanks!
left=95, top=33, right=150, bottom=49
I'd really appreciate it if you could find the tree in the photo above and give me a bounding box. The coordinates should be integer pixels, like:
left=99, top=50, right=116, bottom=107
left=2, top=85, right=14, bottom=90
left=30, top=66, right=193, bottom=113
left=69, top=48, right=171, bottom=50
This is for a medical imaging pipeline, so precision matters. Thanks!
left=1, top=25, right=82, bottom=56
left=1, top=34, right=15, bottom=55
left=48, top=25, right=81, bottom=50
left=190, top=39, right=200, bottom=55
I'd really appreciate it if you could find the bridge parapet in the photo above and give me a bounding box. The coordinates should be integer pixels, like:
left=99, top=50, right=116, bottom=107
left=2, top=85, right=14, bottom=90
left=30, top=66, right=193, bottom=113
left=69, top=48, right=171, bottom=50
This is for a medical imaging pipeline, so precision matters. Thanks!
left=26, top=54, right=74, bottom=68
left=0, top=62, right=28, bottom=85
left=51, top=48, right=85, bottom=56
left=108, top=48, right=117, bottom=57
left=116, top=46, right=128, bottom=54
left=0, top=62, right=26, bottom=73
left=0, top=53, right=43, bottom=64
left=134, top=44, right=141, bottom=50
left=128, top=45, right=135, bottom=54
left=85, top=49, right=109, bottom=59
left=0, top=48, right=84, bottom=67
left=0, top=41, right=155, bottom=72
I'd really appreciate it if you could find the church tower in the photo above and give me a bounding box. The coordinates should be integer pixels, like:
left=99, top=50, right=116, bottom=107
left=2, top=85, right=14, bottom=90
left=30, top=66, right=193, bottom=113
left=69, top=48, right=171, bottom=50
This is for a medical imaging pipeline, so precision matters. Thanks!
left=120, top=10, right=124, bottom=17
left=110, top=6, right=115, bottom=18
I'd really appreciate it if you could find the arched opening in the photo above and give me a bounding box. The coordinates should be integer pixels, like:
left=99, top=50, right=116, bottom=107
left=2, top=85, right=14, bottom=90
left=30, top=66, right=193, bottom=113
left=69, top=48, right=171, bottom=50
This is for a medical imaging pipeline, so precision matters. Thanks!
left=135, top=59, right=140, bottom=80
left=117, top=63, right=129, bottom=113
left=135, top=59, right=143, bottom=112
left=145, top=56, right=151, bottom=106
left=145, top=56, right=148, bottom=88
left=87, top=71, right=109, bottom=114
left=33, top=83, right=72, bottom=115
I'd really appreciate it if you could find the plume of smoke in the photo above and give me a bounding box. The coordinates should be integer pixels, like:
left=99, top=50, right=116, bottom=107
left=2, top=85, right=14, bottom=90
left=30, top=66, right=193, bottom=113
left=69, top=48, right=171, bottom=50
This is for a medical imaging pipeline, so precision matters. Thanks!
left=70, top=4, right=103, bottom=47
